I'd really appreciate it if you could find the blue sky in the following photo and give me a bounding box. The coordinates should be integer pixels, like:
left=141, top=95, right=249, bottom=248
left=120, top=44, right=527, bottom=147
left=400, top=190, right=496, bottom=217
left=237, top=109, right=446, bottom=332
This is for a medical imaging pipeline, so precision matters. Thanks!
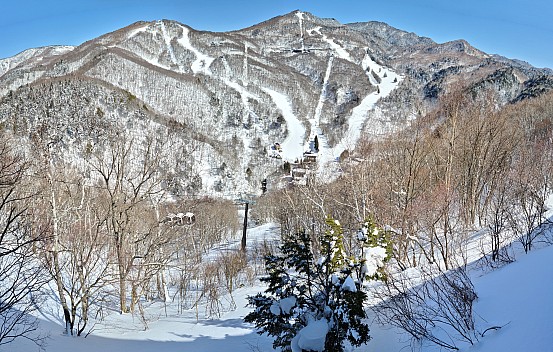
left=1, top=0, right=552, bottom=69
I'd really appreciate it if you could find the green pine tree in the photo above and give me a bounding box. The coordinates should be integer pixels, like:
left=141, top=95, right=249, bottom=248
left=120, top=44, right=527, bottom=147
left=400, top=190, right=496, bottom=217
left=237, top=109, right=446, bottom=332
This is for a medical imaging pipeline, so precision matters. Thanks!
left=355, top=217, right=393, bottom=282
left=245, top=217, right=378, bottom=352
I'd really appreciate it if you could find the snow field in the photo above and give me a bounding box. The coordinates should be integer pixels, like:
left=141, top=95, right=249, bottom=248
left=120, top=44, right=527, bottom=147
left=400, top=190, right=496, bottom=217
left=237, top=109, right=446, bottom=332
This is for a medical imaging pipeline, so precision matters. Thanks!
left=159, top=21, right=180, bottom=70
left=120, top=16, right=403, bottom=191
left=177, top=24, right=215, bottom=75
left=332, top=53, right=401, bottom=160
left=262, top=87, right=306, bottom=162
left=9, top=216, right=553, bottom=352
left=296, top=11, right=306, bottom=53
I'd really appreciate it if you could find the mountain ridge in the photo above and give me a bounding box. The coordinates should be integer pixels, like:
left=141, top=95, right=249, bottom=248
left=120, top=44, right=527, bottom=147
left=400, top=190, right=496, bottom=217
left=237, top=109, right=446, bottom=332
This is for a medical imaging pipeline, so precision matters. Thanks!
left=0, top=11, right=551, bottom=197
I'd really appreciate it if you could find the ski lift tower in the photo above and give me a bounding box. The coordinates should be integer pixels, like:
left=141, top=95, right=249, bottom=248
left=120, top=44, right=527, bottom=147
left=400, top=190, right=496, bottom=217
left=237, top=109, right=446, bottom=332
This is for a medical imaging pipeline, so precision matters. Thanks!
left=234, top=194, right=257, bottom=253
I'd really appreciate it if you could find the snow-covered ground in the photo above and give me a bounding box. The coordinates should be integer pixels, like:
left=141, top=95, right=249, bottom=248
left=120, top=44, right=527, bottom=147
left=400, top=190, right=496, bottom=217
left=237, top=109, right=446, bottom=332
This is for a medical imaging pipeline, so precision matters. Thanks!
left=159, top=21, right=180, bottom=71
left=298, top=22, right=403, bottom=178
left=177, top=24, right=215, bottom=75
left=468, top=243, right=553, bottom=352
left=9, top=218, right=553, bottom=352
left=311, top=50, right=402, bottom=178
left=11, top=223, right=280, bottom=352
left=331, top=54, right=401, bottom=161
left=5, top=16, right=551, bottom=352
left=296, top=12, right=306, bottom=52
left=262, top=87, right=306, bottom=162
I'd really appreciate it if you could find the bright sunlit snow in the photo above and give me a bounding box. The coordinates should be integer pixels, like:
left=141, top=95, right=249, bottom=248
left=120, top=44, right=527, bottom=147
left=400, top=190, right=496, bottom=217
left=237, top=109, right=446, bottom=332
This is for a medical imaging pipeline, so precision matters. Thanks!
left=296, top=11, right=306, bottom=52
left=342, top=275, right=358, bottom=292
left=159, top=21, right=180, bottom=70
left=291, top=318, right=329, bottom=352
left=310, top=27, right=352, bottom=62
left=8, top=219, right=553, bottom=352
left=468, top=244, right=553, bottom=352
left=332, top=53, right=401, bottom=160
left=177, top=25, right=215, bottom=75
left=262, top=87, right=306, bottom=162
left=2, top=10, right=552, bottom=352
left=362, top=246, right=388, bottom=277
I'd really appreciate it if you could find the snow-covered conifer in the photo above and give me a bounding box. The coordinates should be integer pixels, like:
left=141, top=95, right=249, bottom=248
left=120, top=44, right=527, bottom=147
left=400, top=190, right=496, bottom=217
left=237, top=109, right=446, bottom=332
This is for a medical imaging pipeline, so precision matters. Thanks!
left=246, top=217, right=389, bottom=352
left=355, top=217, right=392, bottom=282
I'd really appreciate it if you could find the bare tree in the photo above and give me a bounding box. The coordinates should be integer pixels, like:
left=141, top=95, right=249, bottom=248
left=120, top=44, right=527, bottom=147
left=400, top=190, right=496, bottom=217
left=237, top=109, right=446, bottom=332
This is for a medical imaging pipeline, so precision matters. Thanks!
left=88, top=132, right=170, bottom=313
left=25, top=125, right=112, bottom=336
left=371, top=121, right=433, bottom=268
left=372, top=264, right=478, bottom=350
left=484, top=178, right=514, bottom=264
left=0, top=135, right=46, bottom=348
left=507, top=160, right=548, bottom=253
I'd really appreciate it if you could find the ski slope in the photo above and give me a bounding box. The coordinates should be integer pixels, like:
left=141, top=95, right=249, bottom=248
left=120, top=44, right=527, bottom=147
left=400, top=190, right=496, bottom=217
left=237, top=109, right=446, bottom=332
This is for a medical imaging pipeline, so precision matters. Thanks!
left=331, top=54, right=401, bottom=160
left=159, top=21, right=180, bottom=70
left=177, top=24, right=215, bottom=75
left=262, top=87, right=306, bottom=162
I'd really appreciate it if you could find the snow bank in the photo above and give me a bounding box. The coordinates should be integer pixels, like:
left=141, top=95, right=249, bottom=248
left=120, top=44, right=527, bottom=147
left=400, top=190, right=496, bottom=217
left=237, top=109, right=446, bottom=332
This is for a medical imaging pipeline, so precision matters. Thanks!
left=291, top=319, right=329, bottom=352
left=469, top=244, right=553, bottom=352
left=8, top=221, right=553, bottom=352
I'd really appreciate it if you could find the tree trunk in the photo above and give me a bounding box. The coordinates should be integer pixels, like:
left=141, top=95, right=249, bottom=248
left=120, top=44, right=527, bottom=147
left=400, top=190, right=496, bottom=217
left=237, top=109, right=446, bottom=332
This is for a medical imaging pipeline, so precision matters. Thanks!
left=118, top=255, right=128, bottom=313
left=50, top=184, right=73, bottom=335
left=78, top=294, right=89, bottom=336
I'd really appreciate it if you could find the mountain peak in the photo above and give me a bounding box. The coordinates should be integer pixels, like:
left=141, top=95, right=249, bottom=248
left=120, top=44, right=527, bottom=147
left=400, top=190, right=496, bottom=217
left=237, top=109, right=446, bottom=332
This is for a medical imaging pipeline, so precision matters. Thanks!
left=0, top=11, right=551, bottom=196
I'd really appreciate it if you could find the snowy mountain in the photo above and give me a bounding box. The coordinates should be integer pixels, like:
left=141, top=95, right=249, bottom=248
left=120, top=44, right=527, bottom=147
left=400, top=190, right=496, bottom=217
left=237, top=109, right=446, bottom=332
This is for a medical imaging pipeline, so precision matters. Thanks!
left=0, top=11, right=551, bottom=197
left=0, top=45, right=75, bottom=77
left=1, top=12, right=553, bottom=352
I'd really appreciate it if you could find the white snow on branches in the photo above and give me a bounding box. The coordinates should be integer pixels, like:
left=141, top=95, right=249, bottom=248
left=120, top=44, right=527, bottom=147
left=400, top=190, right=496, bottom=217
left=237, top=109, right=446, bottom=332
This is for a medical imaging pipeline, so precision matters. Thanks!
left=361, top=246, right=387, bottom=277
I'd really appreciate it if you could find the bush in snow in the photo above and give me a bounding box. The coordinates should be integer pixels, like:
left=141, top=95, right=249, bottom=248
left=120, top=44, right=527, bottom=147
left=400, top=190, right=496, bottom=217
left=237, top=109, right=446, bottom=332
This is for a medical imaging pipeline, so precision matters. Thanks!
left=372, top=264, right=479, bottom=350
left=245, top=217, right=390, bottom=352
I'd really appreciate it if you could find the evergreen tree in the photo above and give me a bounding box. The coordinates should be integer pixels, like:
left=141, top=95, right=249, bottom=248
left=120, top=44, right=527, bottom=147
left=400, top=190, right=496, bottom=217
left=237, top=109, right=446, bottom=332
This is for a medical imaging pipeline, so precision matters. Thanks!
left=283, top=161, right=291, bottom=174
left=354, top=217, right=392, bottom=284
left=246, top=217, right=389, bottom=352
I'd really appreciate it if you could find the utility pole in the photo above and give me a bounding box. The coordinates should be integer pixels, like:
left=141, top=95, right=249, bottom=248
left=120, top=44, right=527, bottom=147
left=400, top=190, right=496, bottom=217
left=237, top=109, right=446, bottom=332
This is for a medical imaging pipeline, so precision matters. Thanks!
left=242, top=202, right=249, bottom=252
left=234, top=195, right=256, bottom=253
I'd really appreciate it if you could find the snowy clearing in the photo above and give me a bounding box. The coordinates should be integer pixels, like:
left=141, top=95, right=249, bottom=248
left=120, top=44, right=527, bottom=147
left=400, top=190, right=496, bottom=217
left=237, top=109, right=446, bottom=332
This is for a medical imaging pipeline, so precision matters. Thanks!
left=159, top=21, right=180, bottom=70
left=332, top=54, right=401, bottom=160
left=262, top=88, right=306, bottom=162
left=177, top=25, right=214, bottom=75
left=10, top=221, right=553, bottom=352
left=296, top=11, right=306, bottom=52
left=309, top=27, right=352, bottom=62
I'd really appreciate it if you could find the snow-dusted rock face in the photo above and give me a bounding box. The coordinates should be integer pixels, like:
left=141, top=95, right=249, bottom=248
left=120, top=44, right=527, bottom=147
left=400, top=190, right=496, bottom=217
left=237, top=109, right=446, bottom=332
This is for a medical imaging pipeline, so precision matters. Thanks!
left=0, top=11, right=551, bottom=197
